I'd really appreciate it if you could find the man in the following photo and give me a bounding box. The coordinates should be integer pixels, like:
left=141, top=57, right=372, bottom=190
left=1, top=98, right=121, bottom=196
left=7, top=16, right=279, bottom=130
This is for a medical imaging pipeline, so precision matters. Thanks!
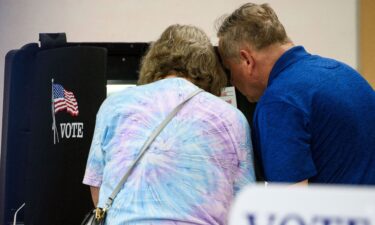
left=217, top=3, right=375, bottom=185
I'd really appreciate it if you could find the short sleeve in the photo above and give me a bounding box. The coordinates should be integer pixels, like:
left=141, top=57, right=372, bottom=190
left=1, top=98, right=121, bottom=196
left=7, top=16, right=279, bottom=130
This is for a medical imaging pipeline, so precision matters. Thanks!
left=232, top=112, right=256, bottom=193
left=254, top=102, right=316, bottom=182
left=82, top=102, right=110, bottom=187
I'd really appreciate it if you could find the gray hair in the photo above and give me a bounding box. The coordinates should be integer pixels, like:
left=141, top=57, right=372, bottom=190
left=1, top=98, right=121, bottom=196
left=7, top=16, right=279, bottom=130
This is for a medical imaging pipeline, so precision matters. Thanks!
left=217, top=3, right=290, bottom=59
left=138, top=24, right=227, bottom=96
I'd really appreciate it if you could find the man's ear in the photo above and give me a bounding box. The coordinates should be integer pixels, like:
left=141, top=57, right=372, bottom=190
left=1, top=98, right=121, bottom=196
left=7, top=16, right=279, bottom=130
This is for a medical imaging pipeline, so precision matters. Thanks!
left=240, top=49, right=254, bottom=74
left=240, top=49, right=253, bottom=66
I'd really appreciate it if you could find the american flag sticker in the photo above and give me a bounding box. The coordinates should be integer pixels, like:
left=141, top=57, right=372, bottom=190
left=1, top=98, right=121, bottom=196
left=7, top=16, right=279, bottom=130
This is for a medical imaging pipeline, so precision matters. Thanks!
left=52, top=83, right=79, bottom=117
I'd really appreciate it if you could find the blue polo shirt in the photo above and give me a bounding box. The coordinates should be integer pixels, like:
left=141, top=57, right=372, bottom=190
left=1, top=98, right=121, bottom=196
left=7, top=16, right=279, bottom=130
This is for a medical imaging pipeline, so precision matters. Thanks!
left=253, top=46, right=375, bottom=184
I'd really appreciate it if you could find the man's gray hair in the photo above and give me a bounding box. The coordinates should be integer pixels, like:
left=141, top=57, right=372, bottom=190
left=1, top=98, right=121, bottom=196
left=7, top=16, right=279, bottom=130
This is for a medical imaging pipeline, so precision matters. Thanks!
left=217, top=3, right=290, bottom=59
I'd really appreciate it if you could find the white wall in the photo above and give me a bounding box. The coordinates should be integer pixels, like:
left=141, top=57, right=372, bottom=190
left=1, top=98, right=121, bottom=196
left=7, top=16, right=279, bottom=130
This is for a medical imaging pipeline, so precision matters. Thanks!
left=0, top=0, right=358, bottom=161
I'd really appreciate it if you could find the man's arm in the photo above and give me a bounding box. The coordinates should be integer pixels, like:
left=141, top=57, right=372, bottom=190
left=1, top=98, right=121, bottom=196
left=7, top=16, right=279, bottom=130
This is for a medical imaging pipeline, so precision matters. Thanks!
left=266, top=179, right=308, bottom=186
left=291, top=179, right=308, bottom=186
left=90, top=186, right=100, bottom=207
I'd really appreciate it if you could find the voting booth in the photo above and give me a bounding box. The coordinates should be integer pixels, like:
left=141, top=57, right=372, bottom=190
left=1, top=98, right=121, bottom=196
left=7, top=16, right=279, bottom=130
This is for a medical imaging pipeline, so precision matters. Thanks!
left=0, top=34, right=107, bottom=225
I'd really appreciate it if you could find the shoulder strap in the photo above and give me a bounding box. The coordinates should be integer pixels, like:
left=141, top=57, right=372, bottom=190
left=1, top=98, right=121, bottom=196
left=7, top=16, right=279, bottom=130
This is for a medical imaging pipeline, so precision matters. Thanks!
left=103, top=88, right=203, bottom=210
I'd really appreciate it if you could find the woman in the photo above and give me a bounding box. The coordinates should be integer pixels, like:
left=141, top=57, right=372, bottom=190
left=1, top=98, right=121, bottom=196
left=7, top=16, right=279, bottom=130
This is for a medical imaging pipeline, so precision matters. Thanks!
left=83, top=24, right=255, bottom=225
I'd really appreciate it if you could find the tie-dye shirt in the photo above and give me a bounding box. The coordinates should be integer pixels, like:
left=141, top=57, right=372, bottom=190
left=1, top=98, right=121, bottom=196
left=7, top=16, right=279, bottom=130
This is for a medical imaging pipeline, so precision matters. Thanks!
left=83, top=78, right=255, bottom=225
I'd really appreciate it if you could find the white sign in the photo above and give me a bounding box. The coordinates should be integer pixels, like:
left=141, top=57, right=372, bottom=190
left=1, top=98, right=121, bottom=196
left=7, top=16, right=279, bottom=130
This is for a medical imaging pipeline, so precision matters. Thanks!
left=220, top=86, right=237, bottom=108
left=229, top=184, right=375, bottom=225
left=106, top=84, right=136, bottom=96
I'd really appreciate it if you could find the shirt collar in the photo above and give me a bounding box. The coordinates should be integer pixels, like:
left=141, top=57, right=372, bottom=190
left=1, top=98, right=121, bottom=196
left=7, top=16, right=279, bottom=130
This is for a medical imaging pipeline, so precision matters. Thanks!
left=268, top=46, right=310, bottom=87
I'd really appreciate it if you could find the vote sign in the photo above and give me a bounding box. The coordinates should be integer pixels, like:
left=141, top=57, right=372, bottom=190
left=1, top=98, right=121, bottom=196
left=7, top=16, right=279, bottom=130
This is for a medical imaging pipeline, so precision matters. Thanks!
left=229, top=185, right=375, bottom=225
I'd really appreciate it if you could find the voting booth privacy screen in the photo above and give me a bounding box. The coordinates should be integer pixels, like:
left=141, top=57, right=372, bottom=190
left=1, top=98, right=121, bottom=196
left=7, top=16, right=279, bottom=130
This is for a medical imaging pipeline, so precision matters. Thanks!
left=0, top=34, right=257, bottom=225
left=0, top=35, right=107, bottom=225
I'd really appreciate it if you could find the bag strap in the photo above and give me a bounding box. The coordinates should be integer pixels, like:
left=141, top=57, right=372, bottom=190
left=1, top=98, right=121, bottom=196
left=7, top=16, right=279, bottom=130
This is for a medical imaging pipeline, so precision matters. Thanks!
left=102, top=88, right=203, bottom=210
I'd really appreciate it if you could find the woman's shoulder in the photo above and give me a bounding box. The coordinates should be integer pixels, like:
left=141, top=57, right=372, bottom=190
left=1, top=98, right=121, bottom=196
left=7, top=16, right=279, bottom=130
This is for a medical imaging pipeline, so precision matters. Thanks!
left=197, top=91, right=248, bottom=123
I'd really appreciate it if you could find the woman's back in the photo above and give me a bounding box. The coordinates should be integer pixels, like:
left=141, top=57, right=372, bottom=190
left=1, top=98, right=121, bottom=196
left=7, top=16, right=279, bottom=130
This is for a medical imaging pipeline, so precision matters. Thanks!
left=84, top=78, right=255, bottom=225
